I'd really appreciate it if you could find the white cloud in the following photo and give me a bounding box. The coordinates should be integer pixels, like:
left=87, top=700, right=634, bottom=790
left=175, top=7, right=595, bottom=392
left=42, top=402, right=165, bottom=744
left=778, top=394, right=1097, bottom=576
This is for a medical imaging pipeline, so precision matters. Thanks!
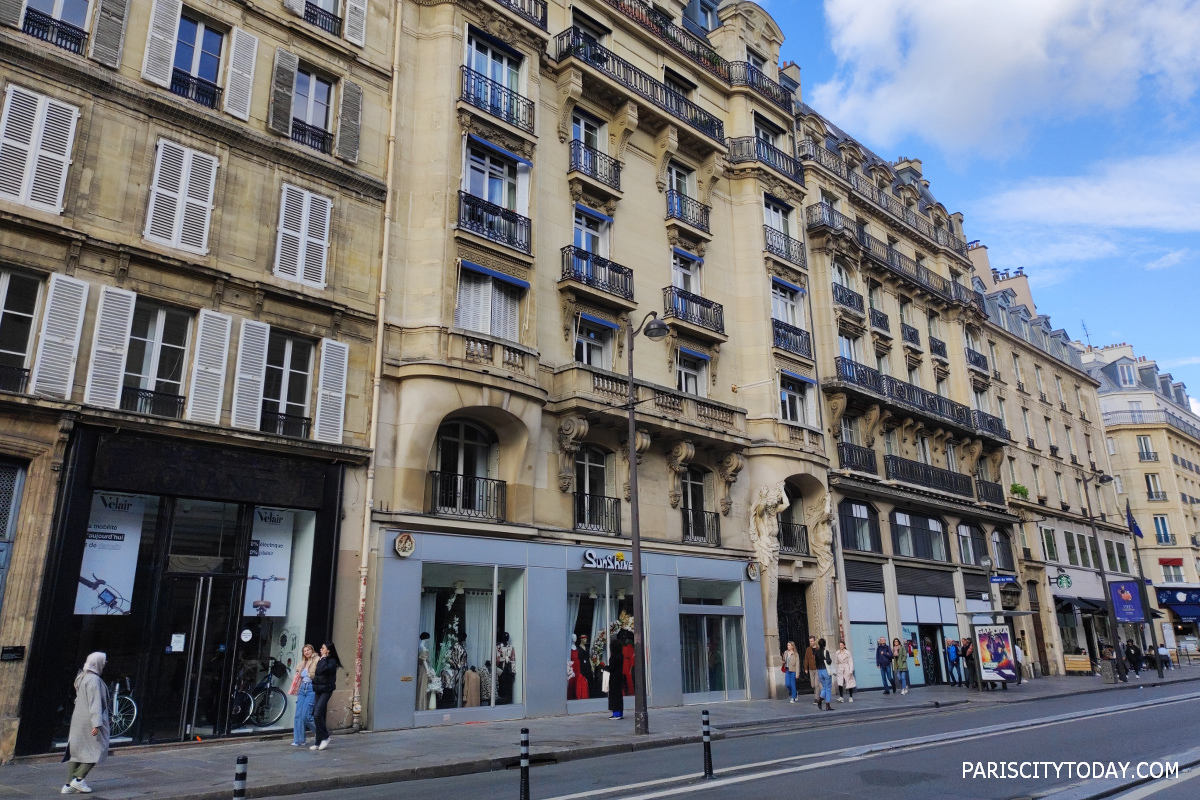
left=811, top=0, right=1200, bottom=154
left=1145, top=249, right=1191, bottom=269
left=1161, top=356, right=1200, bottom=368
left=1192, top=397, right=1200, bottom=416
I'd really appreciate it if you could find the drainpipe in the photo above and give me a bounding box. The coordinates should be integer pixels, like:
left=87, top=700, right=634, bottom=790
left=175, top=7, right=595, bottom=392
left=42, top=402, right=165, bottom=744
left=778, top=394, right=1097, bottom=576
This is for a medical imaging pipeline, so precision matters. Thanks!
left=351, top=0, right=403, bottom=732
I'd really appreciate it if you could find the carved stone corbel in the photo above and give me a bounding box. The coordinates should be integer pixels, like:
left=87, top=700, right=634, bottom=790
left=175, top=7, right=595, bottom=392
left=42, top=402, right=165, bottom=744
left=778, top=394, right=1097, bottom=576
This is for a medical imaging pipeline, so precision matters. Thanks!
left=710, top=344, right=720, bottom=385
left=699, top=150, right=725, bottom=205
left=716, top=451, right=745, bottom=516
left=861, top=404, right=882, bottom=447
left=64, top=240, right=81, bottom=276
left=654, top=125, right=679, bottom=192
left=115, top=248, right=130, bottom=286
left=557, top=416, right=590, bottom=492
left=556, top=67, right=583, bottom=143
left=611, top=101, right=639, bottom=162
left=827, top=392, right=848, bottom=438
left=960, top=438, right=984, bottom=475
left=212, top=278, right=225, bottom=311
left=986, top=446, right=1005, bottom=478
left=561, top=293, right=578, bottom=341
left=621, top=428, right=652, bottom=501
left=666, top=439, right=696, bottom=508
left=929, top=428, right=949, bottom=458
left=254, top=289, right=265, bottom=319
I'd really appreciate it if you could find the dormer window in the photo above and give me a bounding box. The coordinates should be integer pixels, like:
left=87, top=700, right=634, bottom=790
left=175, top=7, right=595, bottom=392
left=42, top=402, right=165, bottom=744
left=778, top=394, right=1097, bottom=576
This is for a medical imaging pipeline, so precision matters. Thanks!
left=746, top=48, right=766, bottom=71
left=1118, top=364, right=1136, bottom=386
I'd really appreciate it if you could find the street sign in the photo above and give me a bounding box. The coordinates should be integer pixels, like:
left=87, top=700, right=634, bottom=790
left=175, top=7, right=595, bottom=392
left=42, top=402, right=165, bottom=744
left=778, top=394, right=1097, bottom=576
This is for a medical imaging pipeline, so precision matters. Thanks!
left=990, top=575, right=1016, bottom=583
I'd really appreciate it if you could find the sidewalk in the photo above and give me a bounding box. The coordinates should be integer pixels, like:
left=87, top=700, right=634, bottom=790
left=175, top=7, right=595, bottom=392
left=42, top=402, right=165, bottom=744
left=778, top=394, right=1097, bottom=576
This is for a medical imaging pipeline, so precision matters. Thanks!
left=4, top=666, right=1198, bottom=800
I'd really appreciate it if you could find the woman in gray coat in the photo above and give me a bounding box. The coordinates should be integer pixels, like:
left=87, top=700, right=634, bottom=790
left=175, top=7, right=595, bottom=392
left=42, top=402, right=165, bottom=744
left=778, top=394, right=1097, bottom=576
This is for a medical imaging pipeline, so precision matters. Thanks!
left=63, top=652, right=109, bottom=794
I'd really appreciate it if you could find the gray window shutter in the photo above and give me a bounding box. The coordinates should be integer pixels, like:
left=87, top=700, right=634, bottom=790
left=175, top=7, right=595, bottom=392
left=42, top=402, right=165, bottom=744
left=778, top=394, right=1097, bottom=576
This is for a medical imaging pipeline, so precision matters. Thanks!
left=283, top=0, right=304, bottom=16
left=334, top=80, right=361, bottom=164
left=0, top=0, right=24, bottom=29
left=30, top=273, right=88, bottom=399
left=343, top=0, right=367, bottom=46
left=223, top=27, right=258, bottom=122
left=185, top=308, right=231, bottom=425
left=141, top=0, right=182, bottom=89
left=83, top=285, right=137, bottom=409
left=230, top=319, right=269, bottom=430
left=88, top=0, right=130, bottom=69
left=312, top=338, right=348, bottom=443
left=268, top=49, right=299, bottom=137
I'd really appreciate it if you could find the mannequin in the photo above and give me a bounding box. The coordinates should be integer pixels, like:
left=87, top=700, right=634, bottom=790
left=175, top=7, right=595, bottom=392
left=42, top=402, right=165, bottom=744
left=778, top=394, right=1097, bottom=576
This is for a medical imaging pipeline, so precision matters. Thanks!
left=448, top=633, right=468, bottom=707
left=496, top=632, right=516, bottom=705
left=621, top=633, right=635, bottom=697
left=417, top=632, right=432, bottom=711
left=480, top=660, right=492, bottom=705
left=567, top=635, right=577, bottom=700
left=577, top=634, right=595, bottom=698
left=569, top=634, right=589, bottom=700
left=463, top=666, right=481, bottom=707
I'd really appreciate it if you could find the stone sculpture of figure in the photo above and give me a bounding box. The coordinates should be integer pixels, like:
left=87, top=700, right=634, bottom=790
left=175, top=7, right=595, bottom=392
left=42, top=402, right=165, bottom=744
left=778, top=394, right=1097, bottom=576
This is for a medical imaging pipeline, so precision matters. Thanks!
left=749, top=481, right=790, bottom=571
left=807, top=490, right=838, bottom=641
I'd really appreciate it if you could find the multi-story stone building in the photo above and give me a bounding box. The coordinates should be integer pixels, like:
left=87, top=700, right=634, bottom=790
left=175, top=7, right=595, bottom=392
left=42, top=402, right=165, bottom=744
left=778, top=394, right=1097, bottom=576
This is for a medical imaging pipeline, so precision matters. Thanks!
left=0, top=0, right=390, bottom=758
left=1082, top=343, right=1200, bottom=651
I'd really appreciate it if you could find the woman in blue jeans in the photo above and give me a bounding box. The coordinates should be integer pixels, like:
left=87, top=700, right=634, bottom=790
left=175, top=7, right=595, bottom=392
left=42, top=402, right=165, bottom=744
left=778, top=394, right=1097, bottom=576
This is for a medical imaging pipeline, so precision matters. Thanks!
left=783, top=641, right=800, bottom=702
left=290, top=644, right=319, bottom=746
left=816, top=638, right=834, bottom=710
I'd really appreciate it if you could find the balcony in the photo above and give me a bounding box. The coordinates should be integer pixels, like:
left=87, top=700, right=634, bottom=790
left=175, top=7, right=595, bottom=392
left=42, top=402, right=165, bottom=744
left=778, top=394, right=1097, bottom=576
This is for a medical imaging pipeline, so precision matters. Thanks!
left=682, top=508, right=721, bottom=546
left=569, top=140, right=621, bottom=190
left=1148, top=491, right=1168, bottom=502
left=1157, top=533, right=1177, bottom=546
left=869, top=307, right=890, bottom=332
left=492, top=0, right=547, bottom=29
left=1104, top=410, right=1200, bottom=442
left=763, top=226, right=806, bottom=268
left=1139, top=451, right=1160, bottom=462
left=0, top=364, right=30, bottom=394
left=805, top=200, right=852, bottom=232
left=952, top=282, right=988, bottom=315
left=553, top=28, right=724, bottom=142
left=120, top=386, right=185, bottom=419
left=772, top=319, right=812, bottom=359
left=457, top=331, right=534, bottom=377
left=965, top=347, right=989, bottom=373
left=901, top=323, right=921, bottom=348
left=574, top=492, right=621, bottom=534
left=832, top=282, right=864, bottom=314
left=460, top=67, right=535, bottom=133
left=599, top=0, right=728, bottom=81
left=430, top=471, right=507, bottom=520
left=929, top=337, right=947, bottom=359
left=779, top=521, right=810, bottom=555
left=797, top=139, right=848, bottom=179
left=843, top=167, right=970, bottom=259
left=22, top=8, right=87, bottom=55
left=663, top=286, right=724, bottom=335
left=837, top=441, right=878, bottom=474
left=171, top=68, right=222, bottom=110
left=972, top=409, right=1010, bottom=439
left=727, top=62, right=792, bottom=110
left=291, top=118, right=333, bottom=155
left=727, top=136, right=803, bottom=183
left=885, top=455, right=974, bottom=498
left=458, top=191, right=532, bottom=253
left=260, top=410, right=311, bottom=438
left=666, top=190, right=711, bottom=233
left=977, top=479, right=1005, bottom=506
left=561, top=246, right=634, bottom=303
left=855, top=225, right=953, bottom=301
left=304, top=1, right=342, bottom=36
left=1049, top=444, right=1060, bottom=458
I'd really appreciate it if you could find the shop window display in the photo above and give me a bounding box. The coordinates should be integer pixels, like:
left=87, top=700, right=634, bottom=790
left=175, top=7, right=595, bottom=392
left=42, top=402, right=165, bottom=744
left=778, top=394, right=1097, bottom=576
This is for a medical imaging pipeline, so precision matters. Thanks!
left=566, top=570, right=635, bottom=702
left=680, top=615, right=747, bottom=699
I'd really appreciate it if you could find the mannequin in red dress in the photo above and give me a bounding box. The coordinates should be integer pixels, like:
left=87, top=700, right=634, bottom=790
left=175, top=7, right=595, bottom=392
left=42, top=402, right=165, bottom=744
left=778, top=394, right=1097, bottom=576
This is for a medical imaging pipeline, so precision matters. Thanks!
left=622, top=639, right=635, bottom=697
left=569, top=635, right=589, bottom=699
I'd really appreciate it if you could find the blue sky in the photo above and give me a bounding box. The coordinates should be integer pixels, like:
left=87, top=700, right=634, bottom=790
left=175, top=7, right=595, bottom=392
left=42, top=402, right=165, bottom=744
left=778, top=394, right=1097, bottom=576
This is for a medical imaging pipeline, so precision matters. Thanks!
left=767, top=0, right=1200, bottom=404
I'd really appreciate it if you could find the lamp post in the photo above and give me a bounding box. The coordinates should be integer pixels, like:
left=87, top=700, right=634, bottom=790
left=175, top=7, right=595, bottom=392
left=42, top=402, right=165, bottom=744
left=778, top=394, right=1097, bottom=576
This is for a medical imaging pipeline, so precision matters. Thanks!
left=1081, top=472, right=1120, bottom=662
left=625, top=311, right=669, bottom=735
left=979, top=555, right=995, bottom=695
left=1129, top=511, right=1165, bottom=678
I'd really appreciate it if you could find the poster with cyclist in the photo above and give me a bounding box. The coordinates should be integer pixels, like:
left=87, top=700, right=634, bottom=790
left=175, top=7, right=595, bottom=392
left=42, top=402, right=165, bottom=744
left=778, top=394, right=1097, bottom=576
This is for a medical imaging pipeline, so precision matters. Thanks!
left=74, top=493, right=145, bottom=615
left=243, top=507, right=293, bottom=617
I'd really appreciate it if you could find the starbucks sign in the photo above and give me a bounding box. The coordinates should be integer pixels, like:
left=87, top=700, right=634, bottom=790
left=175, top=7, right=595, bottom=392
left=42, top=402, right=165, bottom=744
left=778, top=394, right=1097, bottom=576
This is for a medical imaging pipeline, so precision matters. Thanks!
left=1055, top=574, right=1073, bottom=589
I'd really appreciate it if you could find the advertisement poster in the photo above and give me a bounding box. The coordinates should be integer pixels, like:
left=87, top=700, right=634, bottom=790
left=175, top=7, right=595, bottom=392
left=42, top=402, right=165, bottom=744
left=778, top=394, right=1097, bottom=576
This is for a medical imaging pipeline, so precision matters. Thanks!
left=1110, top=581, right=1145, bottom=623
left=243, top=508, right=294, bottom=617
left=975, top=625, right=1018, bottom=682
left=74, top=494, right=146, bottom=615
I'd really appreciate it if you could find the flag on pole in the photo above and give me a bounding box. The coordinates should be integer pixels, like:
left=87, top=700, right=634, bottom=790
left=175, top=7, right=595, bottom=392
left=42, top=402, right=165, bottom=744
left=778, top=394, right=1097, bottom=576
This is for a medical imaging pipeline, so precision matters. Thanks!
left=1126, top=499, right=1143, bottom=538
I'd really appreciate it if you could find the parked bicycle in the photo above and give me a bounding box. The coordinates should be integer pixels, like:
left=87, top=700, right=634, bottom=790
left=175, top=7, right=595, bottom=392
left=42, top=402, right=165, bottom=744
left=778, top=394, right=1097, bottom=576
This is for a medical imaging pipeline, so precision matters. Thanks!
left=110, top=677, right=137, bottom=738
left=229, top=657, right=289, bottom=729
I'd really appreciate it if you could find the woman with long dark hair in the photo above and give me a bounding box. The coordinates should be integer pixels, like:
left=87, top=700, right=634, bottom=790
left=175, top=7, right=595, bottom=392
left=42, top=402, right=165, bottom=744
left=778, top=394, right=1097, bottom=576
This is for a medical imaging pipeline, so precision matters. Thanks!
left=310, top=641, right=341, bottom=751
left=605, top=637, right=625, bottom=720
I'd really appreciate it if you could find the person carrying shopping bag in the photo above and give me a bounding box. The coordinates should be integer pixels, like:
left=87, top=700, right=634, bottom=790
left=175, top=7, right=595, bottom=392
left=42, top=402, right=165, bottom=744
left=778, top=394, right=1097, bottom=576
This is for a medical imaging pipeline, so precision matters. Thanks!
left=835, top=640, right=856, bottom=703
left=783, top=641, right=800, bottom=703
left=289, top=644, right=320, bottom=746
left=63, top=652, right=109, bottom=794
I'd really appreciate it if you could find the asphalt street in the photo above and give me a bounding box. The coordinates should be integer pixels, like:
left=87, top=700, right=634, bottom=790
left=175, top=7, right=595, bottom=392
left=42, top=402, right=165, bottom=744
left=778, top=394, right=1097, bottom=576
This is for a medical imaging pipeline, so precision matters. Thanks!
left=263, top=683, right=1200, bottom=800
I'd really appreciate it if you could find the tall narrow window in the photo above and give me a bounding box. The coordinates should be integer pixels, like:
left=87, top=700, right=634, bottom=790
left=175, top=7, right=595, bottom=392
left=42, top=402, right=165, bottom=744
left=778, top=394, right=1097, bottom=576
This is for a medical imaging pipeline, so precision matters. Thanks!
left=780, top=376, right=807, bottom=424
left=771, top=282, right=801, bottom=327
left=273, top=184, right=332, bottom=287
left=0, top=86, right=78, bottom=213
left=573, top=208, right=606, bottom=255
left=172, top=14, right=224, bottom=108
left=672, top=252, right=701, bottom=295
left=261, top=330, right=313, bottom=437
left=838, top=334, right=859, bottom=362
left=763, top=197, right=790, bottom=236
left=1042, top=528, right=1058, bottom=562
left=144, top=139, right=218, bottom=254
left=0, top=270, right=40, bottom=392
left=575, top=320, right=609, bottom=367
left=122, top=299, right=190, bottom=415
left=667, top=162, right=692, bottom=198
left=676, top=351, right=705, bottom=397
left=455, top=270, right=522, bottom=342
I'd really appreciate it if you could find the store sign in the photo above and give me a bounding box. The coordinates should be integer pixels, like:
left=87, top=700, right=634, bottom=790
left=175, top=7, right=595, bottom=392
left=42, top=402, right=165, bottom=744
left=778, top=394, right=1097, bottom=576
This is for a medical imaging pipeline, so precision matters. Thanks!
left=74, top=494, right=146, bottom=615
left=974, top=624, right=1018, bottom=683
left=1110, top=581, right=1145, bottom=622
left=1158, top=588, right=1200, bottom=605
left=581, top=549, right=633, bottom=572
left=1055, top=574, right=1073, bottom=589
left=243, top=508, right=294, bottom=617
left=1063, top=654, right=1093, bottom=673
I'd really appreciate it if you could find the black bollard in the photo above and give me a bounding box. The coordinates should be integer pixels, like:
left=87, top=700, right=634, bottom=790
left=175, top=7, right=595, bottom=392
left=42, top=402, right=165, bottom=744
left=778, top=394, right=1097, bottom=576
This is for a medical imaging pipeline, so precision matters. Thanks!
left=233, top=755, right=247, bottom=800
left=701, top=709, right=714, bottom=779
left=520, top=728, right=530, bottom=800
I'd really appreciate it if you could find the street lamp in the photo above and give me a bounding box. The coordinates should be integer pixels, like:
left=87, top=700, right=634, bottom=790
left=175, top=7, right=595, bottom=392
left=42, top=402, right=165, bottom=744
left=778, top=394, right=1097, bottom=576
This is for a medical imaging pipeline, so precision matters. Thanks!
left=625, top=311, right=668, bottom=735
left=1080, top=472, right=1130, bottom=670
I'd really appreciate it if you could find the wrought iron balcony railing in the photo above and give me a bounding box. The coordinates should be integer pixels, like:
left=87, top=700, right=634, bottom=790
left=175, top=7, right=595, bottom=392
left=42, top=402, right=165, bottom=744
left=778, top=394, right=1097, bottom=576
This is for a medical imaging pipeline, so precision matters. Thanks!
left=965, top=347, right=989, bottom=372
left=869, top=307, right=890, bottom=332
left=663, top=285, right=724, bottom=333
left=772, top=318, right=812, bottom=359
left=666, top=189, right=711, bottom=232
left=1104, top=410, right=1200, bottom=442
left=971, top=409, right=1010, bottom=439
left=901, top=323, right=920, bottom=347
left=763, top=225, right=806, bottom=268
left=976, top=479, right=1005, bottom=506
left=561, top=245, right=634, bottom=301
left=492, top=0, right=547, bottom=29
left=260, top=410, right=311, bottom=438
left=458, top=190, right=532, bottom=253
left=431, top=471, right=507, bottom=520
left=885, top=455, right=974, bottom=498
left=779, top=520, right=810, bottom=555
left=841, top=166, right=970, bottom=257
left=726, top=136, right=803, bottom=182
left=952, top=281, right=988, bottom=314
left=554, top=28, right=724, bottom=142
left=0, top=364, right=30, bottom=394
left=834, top=357, right=983, bottom=431
left=574, top=492, right=621, bottom=534
left=120, top=386, right=185, bottom=419
left=600, top=0, right=728, bottom=81
left=682, top=508, right=721, bottom=546
left=1139, top=451, right=1159, bottom=462
left=797, top=138, right=848, bottom=179
left=854, top=225, right=953, bottom=300
left=838, top=441, right=878, bottom=474
left=22, top=8, right=87, bottom=55
left=929, top=337, right=948, bottom=358
left=1148, top=491, right=1169, bottom=502
left=461, top=66, right=535, bottom=133
left=291, top=118, right=333, bottom=154
left=727, top=62, right=792, bottom=109
left=832, top=282, right=864, bottom=313
left=171, top=68, right=222, bottom=110
left=805, top=200, right=851, bottom=231
left=1157, top=533, right=1177, bottom=545
left=569, top=139, right=621, bottom=190
left=304, top=1, right=342, bottom=36
left=835, top=356, right=885, bottom=393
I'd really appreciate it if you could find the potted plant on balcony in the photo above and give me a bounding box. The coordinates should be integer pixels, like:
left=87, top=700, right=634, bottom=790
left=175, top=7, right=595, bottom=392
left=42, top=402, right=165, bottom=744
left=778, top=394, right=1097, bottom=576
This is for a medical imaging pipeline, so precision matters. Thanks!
left=1009, top=483, right=1029, bottom=500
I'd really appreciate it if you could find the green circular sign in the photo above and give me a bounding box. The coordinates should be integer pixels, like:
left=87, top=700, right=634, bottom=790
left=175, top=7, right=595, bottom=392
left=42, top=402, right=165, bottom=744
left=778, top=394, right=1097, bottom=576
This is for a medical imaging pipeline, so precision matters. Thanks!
left=1056, top=574, right=1073, bottom=589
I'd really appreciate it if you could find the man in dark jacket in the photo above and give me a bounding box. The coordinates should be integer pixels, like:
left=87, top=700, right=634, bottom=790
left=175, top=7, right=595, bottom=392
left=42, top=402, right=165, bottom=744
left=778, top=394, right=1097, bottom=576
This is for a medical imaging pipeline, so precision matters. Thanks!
left=961, top=637, right=977, bottom=689
left=1124, top=641, right=1143, bottom=678
left=805, top=635, right=820, bottom=704
left=876, top=637, right=894, bottom=695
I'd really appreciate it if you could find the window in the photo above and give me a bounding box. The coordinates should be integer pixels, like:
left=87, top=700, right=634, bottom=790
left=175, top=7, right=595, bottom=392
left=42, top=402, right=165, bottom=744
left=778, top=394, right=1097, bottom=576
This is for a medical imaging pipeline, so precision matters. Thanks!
left=746, top=47, right=766, bottom=71
left=573, top=208, right=607, bottom=256
left=1044, top=418, right=1055, bottom=448
left=0, top=460, right=25, bottom=622
left=123, top=299, right=190, bottom=409
left=936, top=378, right=948, bottom=398
left=1007, top=456, right=1017, bottom=486
left=1107, top=437, right=1116, bottom=455
left=771, top=282, right=801, bottom=326
left=763, top=197, right=790, bottom=236
left=676, top=351, right=706, bottom=397
left=455, top=269, right=521, bottom=342
left=779, top=376, right=808, bottom=424
left=572, top=111, right=602, bottom=153
left=753, top=115, right=779, bottom=146
left=1146, top=473, right=1163, bottom=494
left=1118, top=364, right=1136, bottom=386
left=173, top=14, right=224, bottom=100
left=0, top=86, right=78, bottom=214
left=867, top=282, right=883, bottom=311
left=875, top=351, right=889, bottom=376
left=467, top=144, right=520, bottom=211
left=946, top=441, right=959, bottom=472
left=24, top=0, right=89, bottom=33
left=260, top=330, right=313, bottom=435
left=0, top=270, right=40, bottom=387
left=997, top=397, right=1007, bottom=426
left=1065, top=532, right=1079, bottom=565
left=973, top=388, right=988, bottom=410
left=572, top=12, right=609, bottom=43
left=1075, top=478, right=1084, bottom=508
left=1164, top=564, right=1184, bottom=582
left=840, top=500, right=880, bottom=552
left=468, top=32, right=518, bottom=89
left=294, top=68, right=333, bottom=133
left=992, top=530, right=1015, bottom=571
left=988, top=342, right=999, bottom=370
left=1154, top=515, right=1171, bottom=544
left=1128, top=400, right=1143, bottom=422
left=144, top=140, right=218, bottom=254
left=840, top=415, right=859, bottom=445
left=1114, top=474, right=1124, bottom=494
left=1032, top=464, right=1043, bottom=495
left=915, top=435, right=931, bottom=464
left=832, top=262, right=853, bottom=288
left=1021, top=408, right=1033, bottom=440
left=1011, top=354, right=1023, bottom=383
left=680, top=466, right=713, bottom=541
left=1116, top=542, right=1129, bottom=573
left=898, top=298, right=912, bottom=326
left=1054, top=472, right=1065, bottom=504
left=1055, top=375, right=1065, bottom=404
left=1065, top=426, right=1076, bottom=456
left=838, top=334, right=859, bottom=361
left=1042, top=528, right=1058, bottom=561
left=672, top=251, right=701, bottom=294
left=1076, top=533, right=1091, bottom=568
left=1104, top=539, right=1118, bottom=572
left=892, top=512, right=947, bottom=561
left=956, top=524, right=987, bottom=566
left=575, top=320, right=610, bottom=367
left=907, top=365, right=920, bottom=386
left=667, top=161, right=693, bottom=197
left=575, top=445, right=615, bottom=532
left=273, top=184, right=332, bottom=287
left=928, top=312, right=941, bottom=340
left=1137, top=435, right=1154, bottom=457
left=435, top=420, right=500, bottom=518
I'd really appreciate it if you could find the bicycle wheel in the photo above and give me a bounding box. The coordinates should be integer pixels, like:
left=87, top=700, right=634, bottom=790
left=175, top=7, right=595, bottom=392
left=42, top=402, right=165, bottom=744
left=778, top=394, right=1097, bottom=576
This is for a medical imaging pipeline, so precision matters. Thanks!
left=229, top=691, right=254, bottom=730
left=250, top=687, right=288, bottom=727
left=110, top=696, right=137, bottom=738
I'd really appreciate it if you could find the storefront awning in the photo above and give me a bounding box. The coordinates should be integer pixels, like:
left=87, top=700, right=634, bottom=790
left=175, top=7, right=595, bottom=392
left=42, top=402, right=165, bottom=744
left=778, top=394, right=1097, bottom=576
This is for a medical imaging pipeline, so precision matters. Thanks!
left=1054, top=596, right=1108, bottom=615
left=1164, top=603, right=1200, bottom=622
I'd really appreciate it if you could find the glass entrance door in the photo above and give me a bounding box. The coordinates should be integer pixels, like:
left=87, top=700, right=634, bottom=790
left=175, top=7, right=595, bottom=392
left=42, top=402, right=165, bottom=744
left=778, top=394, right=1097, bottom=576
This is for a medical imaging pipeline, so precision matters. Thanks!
left=680, top=614, right=747, bottom=702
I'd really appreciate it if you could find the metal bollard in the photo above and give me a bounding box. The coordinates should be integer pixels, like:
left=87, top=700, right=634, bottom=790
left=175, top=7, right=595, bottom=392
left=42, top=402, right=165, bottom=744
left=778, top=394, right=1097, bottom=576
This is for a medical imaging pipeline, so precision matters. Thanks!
left=701, top=709, right=714, bottom=779
left=519, top=728, right=530, bottom=800
left=233, top=755, right=247, bottom=800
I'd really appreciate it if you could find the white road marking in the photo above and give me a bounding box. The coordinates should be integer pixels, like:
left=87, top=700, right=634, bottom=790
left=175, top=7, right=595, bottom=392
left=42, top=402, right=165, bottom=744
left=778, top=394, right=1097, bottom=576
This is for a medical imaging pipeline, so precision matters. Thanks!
left=1095, top=766, right=1200, bottom=800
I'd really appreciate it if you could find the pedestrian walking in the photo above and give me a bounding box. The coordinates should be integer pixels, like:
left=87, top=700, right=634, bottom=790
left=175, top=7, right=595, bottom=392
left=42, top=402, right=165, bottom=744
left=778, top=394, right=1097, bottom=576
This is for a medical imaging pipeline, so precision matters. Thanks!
left=892, top=638, right=910, bottom=695
left=606, top=638, right=625, bottom=719
left=835, top=640, right=856, bottom=703
left=1124, top=641, right=1143, bottom=678
left=289, top=644, right=319, bottom=746
left=805, top=635, right=820, bottom=705
left=945, top=638, right=961, bottom=686
left=816, top=638, right=834, bottom=711
left=1013, top=640, right=1024, bottom=686
left=1157, top=644, right=1173, bottom=670
left=1106, top=642, right=1129, bottom=683
left=961, top=637, right=977, bottom=689
left=310, top=641, right=341, bottom=751
left=783, top=641, right=800, bottom=703
left=875, top=637, right=894, bottom=695
left=63, top=652, right=109, bottom=794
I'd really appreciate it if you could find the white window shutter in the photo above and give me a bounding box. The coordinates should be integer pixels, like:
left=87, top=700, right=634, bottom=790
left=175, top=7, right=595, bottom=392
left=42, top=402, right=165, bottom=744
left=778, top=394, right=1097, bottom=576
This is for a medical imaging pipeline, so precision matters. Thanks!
left=516, top=163, right=531, bottom=217
left=492, top=282, right=519, bottom=341
left=179, top=149, right=217, bottom=253
left=83, top=285, right=137, bottom=409
left=313, top=338, right=349, bottom=443
left=343, top=0, right=367, bottom=46
left=88, top=0, right=131, bottom=69
left=301, top=191, right=331, bottom=286
left=142, top=0, right=183, bottom=88
left=230, top=319, right=269, bottom=430
left=144, top=139, right=185, bottom=245
left=282, top=0, right=304, bottom=16
left=223, top=27, right=258, bottom=122
left=274, top=183, right=305, bottom=281
left=29, top=273, right=88, bottom=399
left=0, top=86, right=38, bottom=203
left=27, top=97, right=78, bottom=213
left=185, top=308, right=231, bottom=425
left=454, top=271, right=486, bottom=333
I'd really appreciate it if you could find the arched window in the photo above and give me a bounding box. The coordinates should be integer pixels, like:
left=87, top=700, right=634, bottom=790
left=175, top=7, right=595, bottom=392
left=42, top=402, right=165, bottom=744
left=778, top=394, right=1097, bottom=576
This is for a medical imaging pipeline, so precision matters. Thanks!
left=992, top=529, right=1015, bottom=572
left=681, top=466, right=718, bottom=545
left=838, top=499, right=881, bottom=553
left=434, top=421, right=501, bottom=519
left=574, top=446, right=618, bottom=534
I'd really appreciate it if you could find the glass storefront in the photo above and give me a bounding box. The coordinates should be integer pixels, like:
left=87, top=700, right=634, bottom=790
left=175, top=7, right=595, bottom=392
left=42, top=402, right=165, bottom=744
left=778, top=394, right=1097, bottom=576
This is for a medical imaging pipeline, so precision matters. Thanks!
left=566, top=570, right=635, bottom=702
left=679, top=579, right=747, bottom=702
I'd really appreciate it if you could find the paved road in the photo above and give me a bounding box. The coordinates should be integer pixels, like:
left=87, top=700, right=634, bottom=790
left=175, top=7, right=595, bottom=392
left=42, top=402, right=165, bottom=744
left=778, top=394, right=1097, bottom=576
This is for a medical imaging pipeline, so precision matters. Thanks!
left=267, top=683, right=1200, bottom=800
